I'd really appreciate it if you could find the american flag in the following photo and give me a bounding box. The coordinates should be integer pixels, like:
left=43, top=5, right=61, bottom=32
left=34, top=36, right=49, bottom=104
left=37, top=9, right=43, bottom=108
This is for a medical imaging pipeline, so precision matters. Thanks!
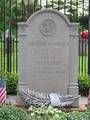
left=0, top=75, right=7, bottom=104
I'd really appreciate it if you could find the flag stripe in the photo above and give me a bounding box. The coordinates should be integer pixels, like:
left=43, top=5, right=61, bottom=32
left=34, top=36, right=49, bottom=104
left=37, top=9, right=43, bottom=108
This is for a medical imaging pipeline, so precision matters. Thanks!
left=0, top=90, right=6, bottom=103
left=1, top=94, right=6, bottom=104
left=0, top=88, right=6, bottom=97
left=0, top=89, right=6, bottom=100
left=0, top=76, right=6, bottom=104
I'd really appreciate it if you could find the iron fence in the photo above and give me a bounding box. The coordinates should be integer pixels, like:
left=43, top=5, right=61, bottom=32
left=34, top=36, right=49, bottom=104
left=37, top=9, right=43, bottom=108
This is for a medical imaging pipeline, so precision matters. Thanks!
left=0, top=0, right=89, bottom=75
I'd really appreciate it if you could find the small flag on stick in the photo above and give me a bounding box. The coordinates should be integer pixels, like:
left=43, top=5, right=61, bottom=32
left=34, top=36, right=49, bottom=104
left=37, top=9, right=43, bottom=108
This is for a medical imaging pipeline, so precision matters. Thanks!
left=0, top=75, right=7, bottom=104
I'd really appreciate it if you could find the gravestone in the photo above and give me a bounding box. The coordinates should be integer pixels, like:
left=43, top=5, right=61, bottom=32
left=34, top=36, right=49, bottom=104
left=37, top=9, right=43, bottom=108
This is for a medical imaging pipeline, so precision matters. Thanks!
left=17, top=9, right=79, bottom=105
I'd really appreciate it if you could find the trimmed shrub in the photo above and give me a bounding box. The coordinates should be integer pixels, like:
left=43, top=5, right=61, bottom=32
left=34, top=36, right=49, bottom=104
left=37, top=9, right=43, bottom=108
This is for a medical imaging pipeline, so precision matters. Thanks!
left=78, top=75, right=90, bottom=96
left=5, top=72, right=18, bottom=94
left=0, top=105, right=30, bottom=120
left=0, top=105, right=90, bottom=120
left=28, top=106, right=90, bottom=120
left=0, top=72, right=18, bottom=95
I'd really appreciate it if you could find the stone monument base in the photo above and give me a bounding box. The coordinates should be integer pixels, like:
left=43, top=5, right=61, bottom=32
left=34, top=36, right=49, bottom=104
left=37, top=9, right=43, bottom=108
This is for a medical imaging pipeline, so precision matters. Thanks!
left=16, top=86, right=80, bottom=108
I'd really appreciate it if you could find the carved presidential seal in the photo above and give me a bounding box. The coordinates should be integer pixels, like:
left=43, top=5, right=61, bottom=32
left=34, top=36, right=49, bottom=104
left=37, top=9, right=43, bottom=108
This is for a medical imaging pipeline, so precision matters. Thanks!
left=40, top=19, right=56, bottom=36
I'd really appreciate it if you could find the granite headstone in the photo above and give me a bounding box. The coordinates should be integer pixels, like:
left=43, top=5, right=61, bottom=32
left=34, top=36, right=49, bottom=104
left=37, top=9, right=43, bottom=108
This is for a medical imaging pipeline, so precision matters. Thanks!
left=17, top=9, right=79, bottom=106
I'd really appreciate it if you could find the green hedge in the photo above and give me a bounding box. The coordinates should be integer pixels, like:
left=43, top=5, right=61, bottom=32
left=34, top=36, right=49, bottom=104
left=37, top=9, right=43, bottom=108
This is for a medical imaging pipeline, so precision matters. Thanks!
left=0, top=106, right=90, bottom=120
left=78, top=75, right=90, bottom=96
left=28, top=106, right=90, bottom=120
left=0, top=72, right=18, bottom=95
left=5, top=72, right=18, bottom=94
left=0, top=105, right=30, bottom=120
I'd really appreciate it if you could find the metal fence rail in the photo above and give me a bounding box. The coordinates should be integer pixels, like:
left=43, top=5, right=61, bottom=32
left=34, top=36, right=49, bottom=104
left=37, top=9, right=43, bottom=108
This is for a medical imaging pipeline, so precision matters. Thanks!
left=0, top=0, right=89, bottom=75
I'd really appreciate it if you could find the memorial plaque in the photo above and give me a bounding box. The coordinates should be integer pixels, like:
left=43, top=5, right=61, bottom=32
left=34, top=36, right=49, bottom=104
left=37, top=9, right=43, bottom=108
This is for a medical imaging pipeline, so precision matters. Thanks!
left=18, top=9, right=79, bottom=96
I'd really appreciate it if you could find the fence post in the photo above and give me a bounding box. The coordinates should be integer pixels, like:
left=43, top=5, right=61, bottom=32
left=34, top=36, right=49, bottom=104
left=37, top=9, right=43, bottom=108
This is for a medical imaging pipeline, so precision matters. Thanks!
left=88, top=0, right=90, bottom=75
left=7, top=19, right=12, bottom=73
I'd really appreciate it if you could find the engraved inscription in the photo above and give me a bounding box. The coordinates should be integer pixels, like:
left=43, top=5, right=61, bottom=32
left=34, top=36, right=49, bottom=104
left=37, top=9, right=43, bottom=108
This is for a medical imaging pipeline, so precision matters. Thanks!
left=30, top=45, right=69, bottom=74
left=40, top=19, right=56, bottom=36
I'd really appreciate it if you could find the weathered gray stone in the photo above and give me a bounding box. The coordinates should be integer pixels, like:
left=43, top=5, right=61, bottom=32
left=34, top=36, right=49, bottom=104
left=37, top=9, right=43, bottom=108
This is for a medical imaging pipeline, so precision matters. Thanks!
left=17, top=9, right=79, bottom=106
